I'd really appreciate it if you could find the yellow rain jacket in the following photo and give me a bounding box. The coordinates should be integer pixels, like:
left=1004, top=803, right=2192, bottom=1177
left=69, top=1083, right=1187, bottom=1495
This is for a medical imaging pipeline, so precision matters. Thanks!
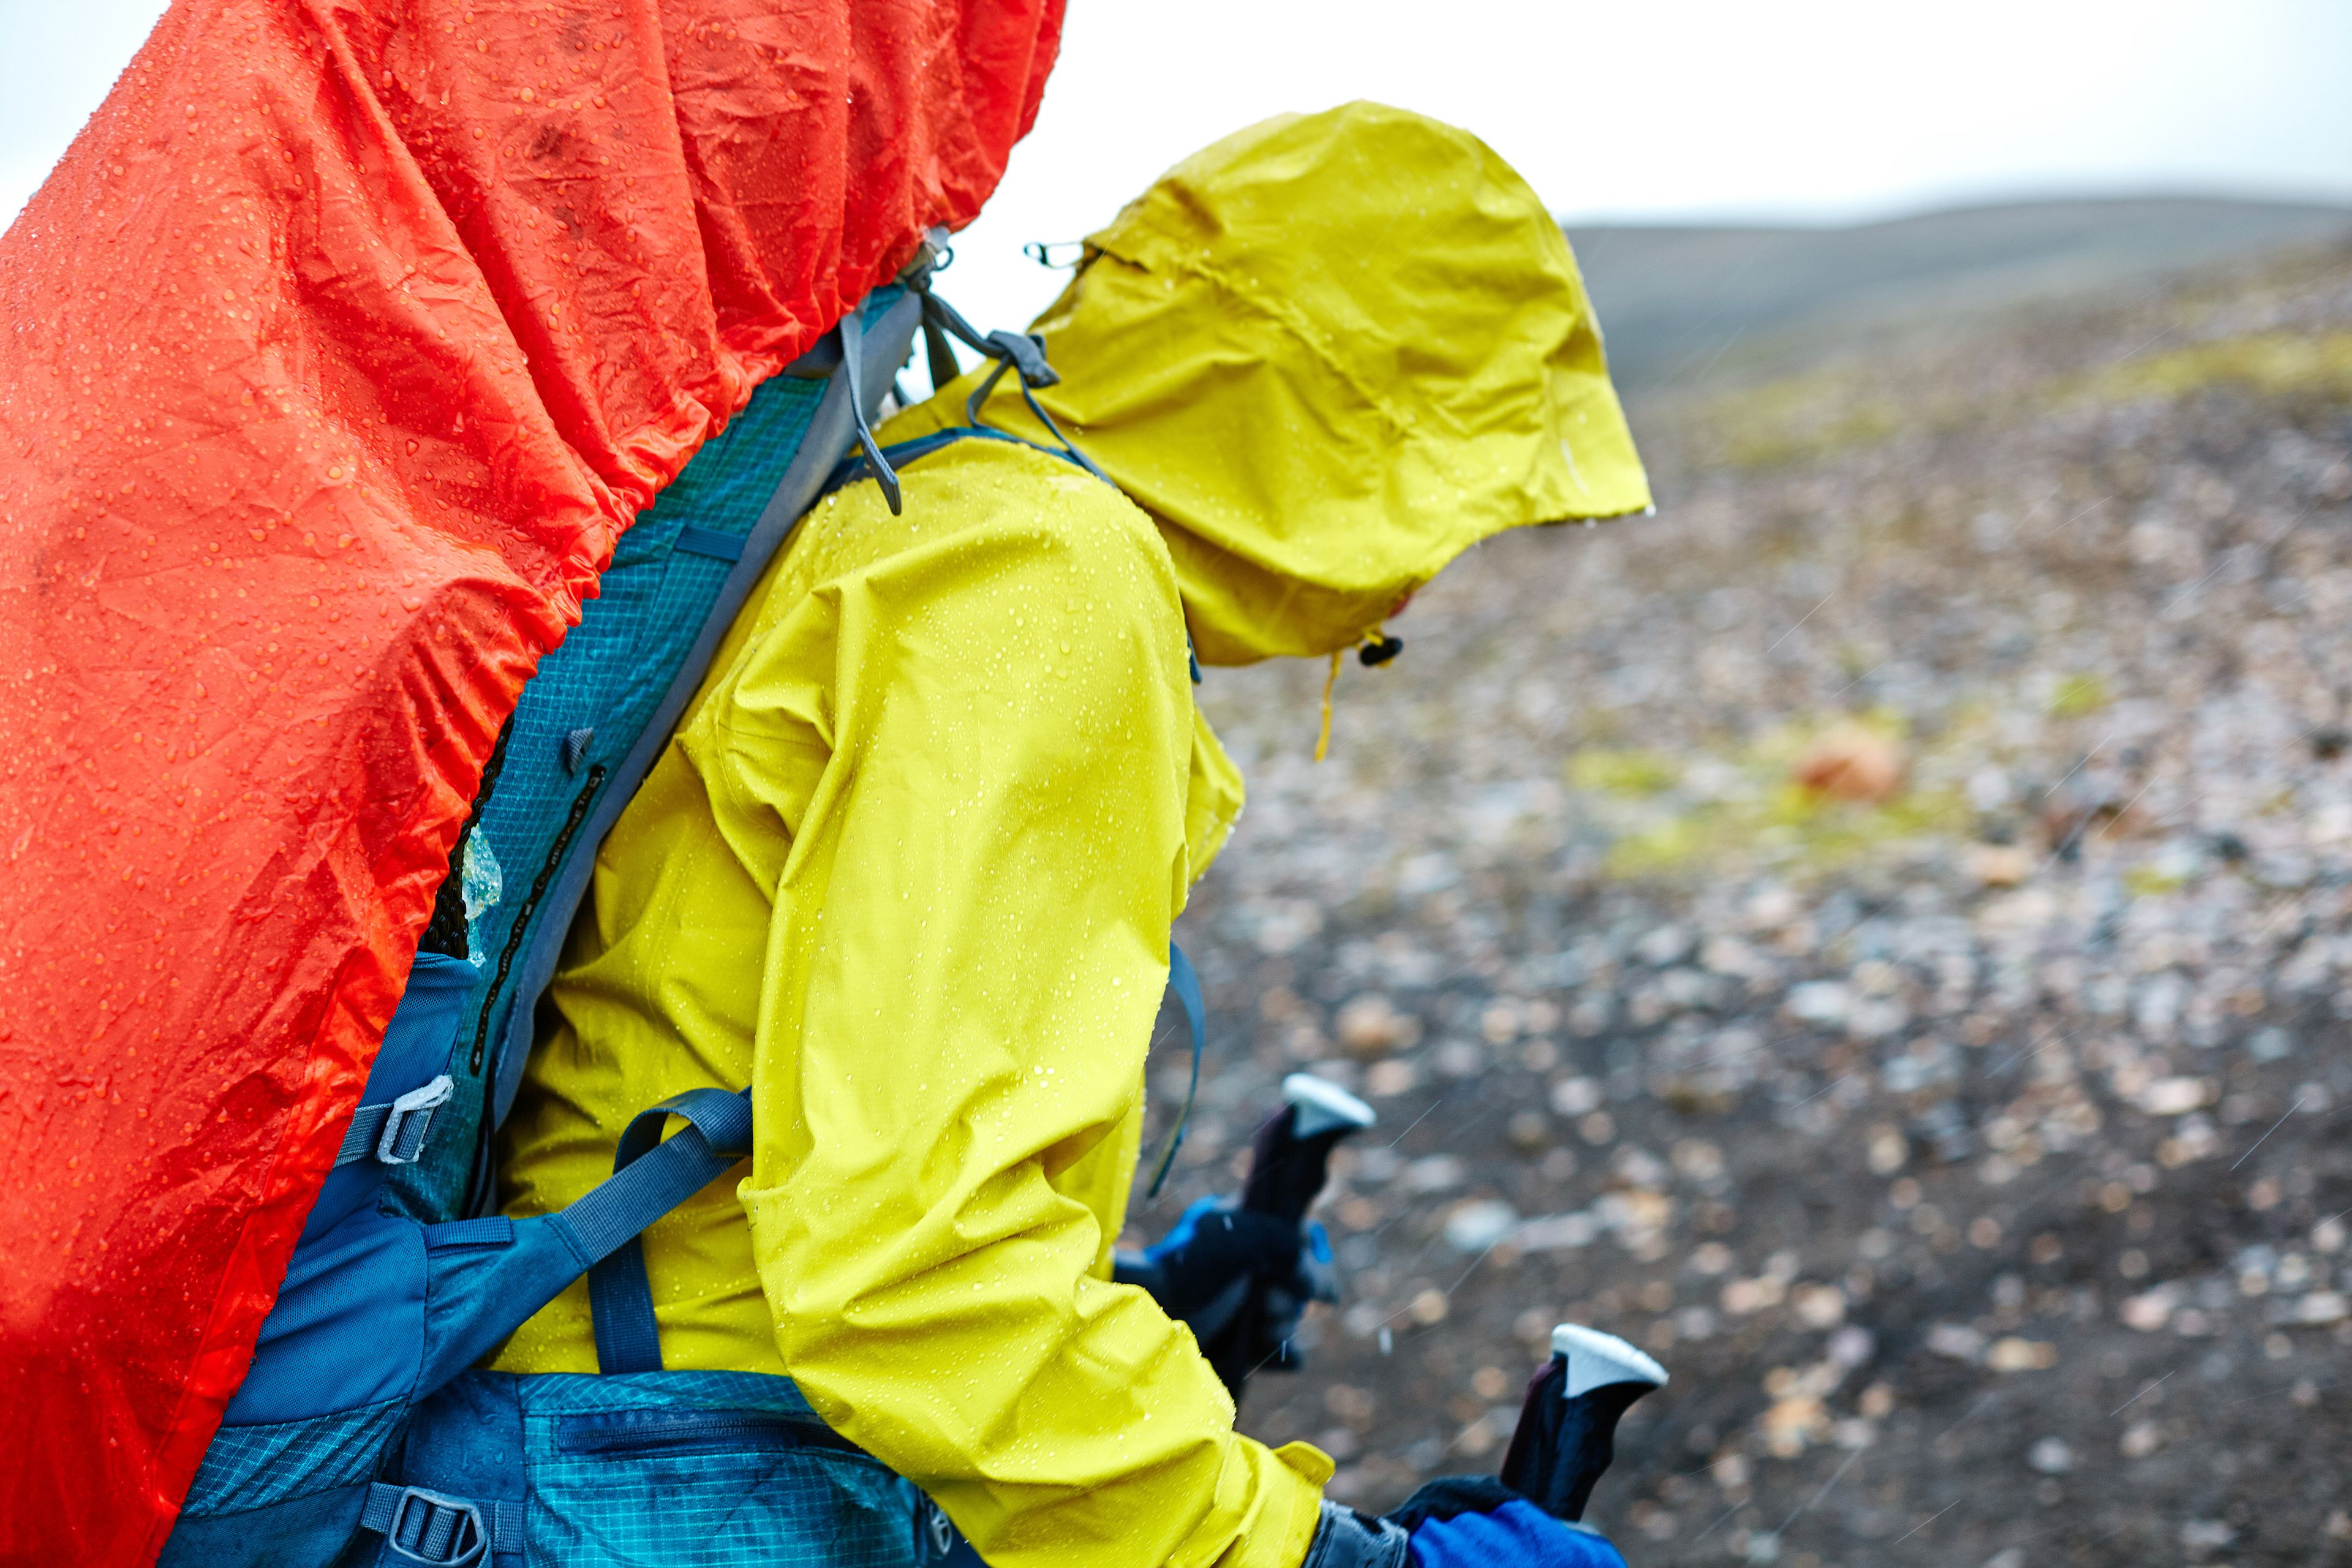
left=492, top=100, right=1646, bottom=1568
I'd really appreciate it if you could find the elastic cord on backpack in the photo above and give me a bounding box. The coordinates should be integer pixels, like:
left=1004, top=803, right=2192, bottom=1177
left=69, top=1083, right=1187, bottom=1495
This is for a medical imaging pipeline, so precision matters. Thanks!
left=911, top=287, right=1111, bottom=484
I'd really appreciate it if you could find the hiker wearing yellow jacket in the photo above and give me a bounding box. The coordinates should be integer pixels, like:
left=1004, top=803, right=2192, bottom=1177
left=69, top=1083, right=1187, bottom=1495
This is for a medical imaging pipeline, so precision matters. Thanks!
left=493, top=102, right=1648, bottom=1567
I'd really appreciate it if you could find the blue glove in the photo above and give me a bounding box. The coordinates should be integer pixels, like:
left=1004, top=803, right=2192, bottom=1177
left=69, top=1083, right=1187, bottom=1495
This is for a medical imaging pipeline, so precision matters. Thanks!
left=1389, top=1478, right=1629, bottom=1568
left=1114, top=1196, right=1335, bottom=1337
left=1112, top=1195, right=1337, bottom=1396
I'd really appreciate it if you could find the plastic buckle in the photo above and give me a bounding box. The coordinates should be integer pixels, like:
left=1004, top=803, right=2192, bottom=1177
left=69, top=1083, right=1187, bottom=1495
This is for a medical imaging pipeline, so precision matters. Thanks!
left=377, top=1075, right=454, bottom=1166
left=925, top=1501, right=957, bottom=1562
left=382, top=1485, right=488, bottom=1566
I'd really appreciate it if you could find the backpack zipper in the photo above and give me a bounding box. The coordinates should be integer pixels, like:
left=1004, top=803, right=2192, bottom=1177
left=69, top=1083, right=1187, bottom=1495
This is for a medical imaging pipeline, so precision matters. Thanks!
left=468, top=764, right=605, bottom=1076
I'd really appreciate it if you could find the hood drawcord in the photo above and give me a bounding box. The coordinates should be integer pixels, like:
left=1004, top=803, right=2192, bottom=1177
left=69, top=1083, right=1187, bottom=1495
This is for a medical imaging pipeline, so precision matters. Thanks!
left=1314, top=627, right=1403, bottom=761
left=1314, top=650, right=1343, bottom=763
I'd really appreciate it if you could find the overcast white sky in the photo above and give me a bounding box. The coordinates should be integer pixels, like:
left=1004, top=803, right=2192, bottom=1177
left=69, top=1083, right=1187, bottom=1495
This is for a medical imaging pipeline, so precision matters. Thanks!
left=6, top=0, right=2348, bottom=333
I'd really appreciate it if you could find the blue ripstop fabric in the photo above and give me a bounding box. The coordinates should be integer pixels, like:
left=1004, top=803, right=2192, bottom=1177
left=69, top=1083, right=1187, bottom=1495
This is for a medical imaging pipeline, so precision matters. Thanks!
left=181, top=1399, right=409, bottom=1515
left=383, top=1370, right=961, bottom=1568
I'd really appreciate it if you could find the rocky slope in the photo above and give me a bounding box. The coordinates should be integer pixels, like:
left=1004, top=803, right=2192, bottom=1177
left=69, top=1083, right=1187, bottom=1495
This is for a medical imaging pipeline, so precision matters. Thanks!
left=1152, top=240, right=2352, bottom=1565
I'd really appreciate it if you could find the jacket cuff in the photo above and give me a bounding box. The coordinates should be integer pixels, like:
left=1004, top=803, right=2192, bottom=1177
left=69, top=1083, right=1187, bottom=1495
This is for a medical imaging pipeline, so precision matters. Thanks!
left=1301, top=1500, right=1411, bottom=1568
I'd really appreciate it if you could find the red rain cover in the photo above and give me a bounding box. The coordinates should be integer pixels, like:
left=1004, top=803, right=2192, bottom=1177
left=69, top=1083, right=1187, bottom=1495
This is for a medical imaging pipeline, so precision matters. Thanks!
left=0, top=1, right=1061, bottom=1559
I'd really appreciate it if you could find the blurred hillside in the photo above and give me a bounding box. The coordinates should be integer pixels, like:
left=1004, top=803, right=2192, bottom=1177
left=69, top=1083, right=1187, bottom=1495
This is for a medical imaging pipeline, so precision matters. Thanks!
left=1569, top=197, right=2352, bottom=393
left=1156, top=221, right=2352, bottom=1566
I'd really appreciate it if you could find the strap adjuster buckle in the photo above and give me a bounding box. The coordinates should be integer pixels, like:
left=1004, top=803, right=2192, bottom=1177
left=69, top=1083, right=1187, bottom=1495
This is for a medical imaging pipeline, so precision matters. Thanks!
left=925, top=1501, right=957, bottom=1561
left=377, top=1075, right=454, bottom=1166
left=381, top=1485, right=487, bottom=1566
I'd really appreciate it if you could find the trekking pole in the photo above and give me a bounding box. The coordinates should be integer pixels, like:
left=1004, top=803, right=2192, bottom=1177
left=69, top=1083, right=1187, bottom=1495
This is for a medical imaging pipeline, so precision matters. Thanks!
left=1199, top=1074, right=1376, bottom=1395
left=1497, top=1324, right=1669, bottom=1522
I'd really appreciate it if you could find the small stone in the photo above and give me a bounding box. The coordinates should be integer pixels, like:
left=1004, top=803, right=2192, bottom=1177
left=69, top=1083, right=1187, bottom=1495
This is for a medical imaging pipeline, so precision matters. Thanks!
left=1548, top=1076, right=1602, bottom=1117
left=2293, top=1291, right=2349, bottom=1325
left=1785, top=981, right=1852, bottom=1027
left=1638, top=925, right=1693, bottom=966
left=2027, top=1436, right=2073, bottom=1474
left=1444, top=1199, right=1521, bottom=1253
left=1988, top=1337, right=2057, bottom=1371
left=2138, top=1076, right=2215, bottom=1115
left=1432, top=1039, right=1487, bottom=1077
left=1792, top=725, right=1905, bottom=803
left=1671, top=1139, right=1725, bottom=1182
left=1518, top=1212, right=1598, bottom=1251
left=2179, top=1519, right=2236, bottom=1550
left=1335, top=994, right=1419, bottom=1055
left=1926, top=1323, right=1986, bottom=1360
left=2120, top=1287, right=2176, bottom=1332
left=1760, top=1394, right=1827, bottom=1455
left=1403, top=1155, right=1466, bottom=1194
left=2247, top=1026, right=2294, bottom=1061
left=1792, top=1283, right=1847, bottom=1329
left=1507, top=1110, right=1551, bottom=1153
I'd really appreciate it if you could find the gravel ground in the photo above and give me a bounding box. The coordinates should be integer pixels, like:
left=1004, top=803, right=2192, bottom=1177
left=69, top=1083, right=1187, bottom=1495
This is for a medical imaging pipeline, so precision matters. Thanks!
left=1142, top=241, right=2352, bottom=1566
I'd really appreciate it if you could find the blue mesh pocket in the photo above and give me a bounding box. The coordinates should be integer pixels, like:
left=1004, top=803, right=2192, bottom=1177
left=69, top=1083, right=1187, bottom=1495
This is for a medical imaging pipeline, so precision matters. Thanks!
left=157, top=1400, right=405, bottom=1568
left=529, top=1401, right=931, bottom=1568
left=181, top=1399, right=405, bottom=1515
left=529, top=1414, right=925, bottom=1568
left=383, top=1371, right=944, bottom=1568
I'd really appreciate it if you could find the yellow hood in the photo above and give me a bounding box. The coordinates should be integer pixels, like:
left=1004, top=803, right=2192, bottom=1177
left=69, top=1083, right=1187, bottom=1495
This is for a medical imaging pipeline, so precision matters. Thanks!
left=899, top=100, right=1651, bottom=663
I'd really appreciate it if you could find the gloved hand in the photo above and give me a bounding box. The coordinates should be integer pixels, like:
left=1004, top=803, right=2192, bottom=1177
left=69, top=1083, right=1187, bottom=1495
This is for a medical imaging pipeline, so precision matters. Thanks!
left=1300, top=1480, right=1629, bottom=1568
left=1112, top=1195, right=1338, bottom=1394
left=1390, top=1477, right=1629, bottom=1568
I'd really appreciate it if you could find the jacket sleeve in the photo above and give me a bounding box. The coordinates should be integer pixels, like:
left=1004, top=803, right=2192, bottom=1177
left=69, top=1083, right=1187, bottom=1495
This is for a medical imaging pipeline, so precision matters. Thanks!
left=684, top=477, right=1330, bottom=1568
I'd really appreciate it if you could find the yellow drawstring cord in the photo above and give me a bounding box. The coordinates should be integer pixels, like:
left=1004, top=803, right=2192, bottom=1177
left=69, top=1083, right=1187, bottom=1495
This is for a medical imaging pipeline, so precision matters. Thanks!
left=1314, top=649, right=1343, bottom=763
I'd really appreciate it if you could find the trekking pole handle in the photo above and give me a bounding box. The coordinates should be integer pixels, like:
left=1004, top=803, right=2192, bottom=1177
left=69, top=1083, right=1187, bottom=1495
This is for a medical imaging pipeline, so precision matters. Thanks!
left=1498, top=1324, right=1668, bottom=1523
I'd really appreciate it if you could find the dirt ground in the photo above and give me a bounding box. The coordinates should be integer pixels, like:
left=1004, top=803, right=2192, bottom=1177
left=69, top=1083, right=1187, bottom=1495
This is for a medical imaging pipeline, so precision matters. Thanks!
left=1139, top=242, right=2352, bottom=1565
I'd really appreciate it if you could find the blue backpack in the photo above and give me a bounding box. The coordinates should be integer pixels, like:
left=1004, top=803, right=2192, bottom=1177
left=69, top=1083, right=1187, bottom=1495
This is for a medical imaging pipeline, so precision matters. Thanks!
left=161, top=252, right=1213, bottom=1567
left=160, top=261, right=986, bottom=1568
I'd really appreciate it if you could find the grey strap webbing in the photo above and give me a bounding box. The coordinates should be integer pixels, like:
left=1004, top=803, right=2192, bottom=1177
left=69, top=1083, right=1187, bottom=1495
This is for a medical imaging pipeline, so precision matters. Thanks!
left=334, top=1075, right=454, bottom=1169
left=360, top=1482, right=522, bottom=1565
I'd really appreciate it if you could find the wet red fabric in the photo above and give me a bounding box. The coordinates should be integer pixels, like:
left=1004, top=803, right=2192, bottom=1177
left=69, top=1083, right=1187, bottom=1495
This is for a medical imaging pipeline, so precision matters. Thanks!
left=0, top=1, right=1060, bottom=1559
